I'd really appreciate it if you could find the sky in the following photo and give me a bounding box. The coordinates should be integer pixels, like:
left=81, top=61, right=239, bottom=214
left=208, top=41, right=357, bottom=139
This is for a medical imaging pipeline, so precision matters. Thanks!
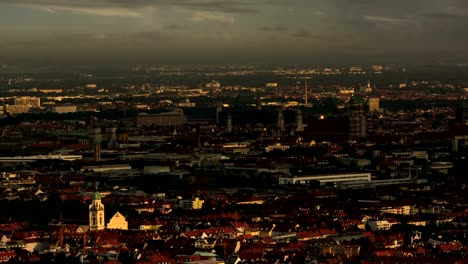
left=1, top=0, right=468, bottom=65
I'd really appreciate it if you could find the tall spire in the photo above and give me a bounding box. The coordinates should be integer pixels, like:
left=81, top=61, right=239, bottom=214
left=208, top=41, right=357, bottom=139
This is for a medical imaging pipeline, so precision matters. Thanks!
left=304, top=80, right=308, bottom=105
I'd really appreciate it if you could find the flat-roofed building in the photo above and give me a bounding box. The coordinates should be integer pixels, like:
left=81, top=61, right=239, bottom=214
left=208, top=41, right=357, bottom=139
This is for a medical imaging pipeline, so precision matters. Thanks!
left=14, top=96, right=40, bottom=107
left=136, top=111, right=188, bottom=127
left=5, top=104, right=30, bottom=115
left=279, top=172, right=371, bottom=186
left=39, top=89, right=62, bottom=93
left=52, top=105, right=78, bottom=113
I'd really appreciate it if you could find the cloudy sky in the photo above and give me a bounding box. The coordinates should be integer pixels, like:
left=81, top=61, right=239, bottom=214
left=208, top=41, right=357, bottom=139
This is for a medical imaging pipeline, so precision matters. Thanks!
left=1, top=0, right=468, bottom=65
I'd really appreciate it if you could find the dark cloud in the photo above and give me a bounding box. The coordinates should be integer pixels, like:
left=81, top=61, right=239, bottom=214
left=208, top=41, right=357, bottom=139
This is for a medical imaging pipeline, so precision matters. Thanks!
left=260, top=25, right=287, bottom=32
left=291, top=29, right=311, bottom=39
left=164, top=24, right=187, bottom=31
left=0, top=0, right=259, bottom=16
left=126, top=31, right=174, bottom=41
left=424, top=11, right=468, bottom=19
left=174, top=0, right=258, bottom=13
left=2, top=0, right=468, bottom=64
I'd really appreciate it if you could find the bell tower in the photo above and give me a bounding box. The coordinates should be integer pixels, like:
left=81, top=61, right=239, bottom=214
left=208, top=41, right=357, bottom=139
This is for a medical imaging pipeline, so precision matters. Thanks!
left=89, top=191, right=105, bottom=231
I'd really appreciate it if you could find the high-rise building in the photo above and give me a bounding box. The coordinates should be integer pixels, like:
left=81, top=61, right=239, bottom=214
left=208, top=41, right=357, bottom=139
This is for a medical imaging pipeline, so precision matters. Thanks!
left=455, top=98, right=468, bottom=125
left=105, top=127, right=117, bottom=142
left=304, top=80, right=308, bottom=105
left=89, top=191, right=105, bottom=231
left=277, top=109, right=285, bottom=132
left=226, top=113, right=232, bottom=133
left=451, top=98, right=468, bottom=152
left=368, top=98, right=381, bottom=113
left=89, top=128, right=102, bottom=162
left=349, top=95, right=366, bottom=138
left=295, top=109, right=304, bottom=132
left=267, top=82, right=279, bottom=97
left=216, top=102, right=223, bottom=124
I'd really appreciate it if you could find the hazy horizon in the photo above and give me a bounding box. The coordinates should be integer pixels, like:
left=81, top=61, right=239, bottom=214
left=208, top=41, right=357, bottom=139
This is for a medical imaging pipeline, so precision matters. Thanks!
left=1, top=0, right=468, bottom=65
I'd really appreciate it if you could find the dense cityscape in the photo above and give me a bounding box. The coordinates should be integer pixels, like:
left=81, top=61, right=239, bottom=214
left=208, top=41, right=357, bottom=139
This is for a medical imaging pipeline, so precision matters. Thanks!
left=2, top=0, right=468, bottom=263
left=0, top=63, right=466, bottom=263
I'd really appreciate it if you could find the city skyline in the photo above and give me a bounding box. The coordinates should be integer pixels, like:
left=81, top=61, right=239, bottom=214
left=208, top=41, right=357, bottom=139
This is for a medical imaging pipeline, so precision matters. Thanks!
left=1, top=0, right=468, bottom=65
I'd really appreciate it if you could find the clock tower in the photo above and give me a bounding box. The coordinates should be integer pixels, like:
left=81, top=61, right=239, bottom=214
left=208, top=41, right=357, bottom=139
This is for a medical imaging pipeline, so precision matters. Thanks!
left=89, top=191, right=105, bottom=231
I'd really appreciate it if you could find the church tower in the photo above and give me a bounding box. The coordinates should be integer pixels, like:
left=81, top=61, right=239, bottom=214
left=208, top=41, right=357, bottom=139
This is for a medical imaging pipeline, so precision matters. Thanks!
left=89, top=191, right=105, bottom=231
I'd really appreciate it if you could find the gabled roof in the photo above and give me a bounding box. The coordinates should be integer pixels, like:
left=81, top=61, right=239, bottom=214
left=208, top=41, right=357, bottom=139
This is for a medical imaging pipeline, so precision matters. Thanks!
left=111, top=211, right=126, bottom=220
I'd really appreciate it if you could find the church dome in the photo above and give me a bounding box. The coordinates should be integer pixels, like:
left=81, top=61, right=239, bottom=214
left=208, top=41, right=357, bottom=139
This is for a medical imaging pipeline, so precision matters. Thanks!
left=92, top=191, right=101, bottom=201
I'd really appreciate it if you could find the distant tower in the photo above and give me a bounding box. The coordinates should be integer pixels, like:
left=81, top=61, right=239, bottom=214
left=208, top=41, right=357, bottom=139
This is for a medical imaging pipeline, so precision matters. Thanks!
left=105, top=127, right=117, bottom=148
left=89, top=128, right=102, bottom=162
left=195, top=123, right=201, bottom=150
left=349, top=95, right=366, bottom=138
left=295, top=109, right=304, bottom=132
left=116, top=122, right=129, bottom=142
left=89, top=191, right=105, bottom=231
left=304, top=80, right=308, bottom=105
left=277, top=109, right=285, bottom=132
left=452, top=96, right=468, bottom=152
left=215, top=102, right=223, bottom=124
left=455, top=96, right=468, bottom=124
left=226, top=113, right=233, bottom=133
left=105, top=127, right=117, bottom=141
left=361, top=80, right=372, bottom=93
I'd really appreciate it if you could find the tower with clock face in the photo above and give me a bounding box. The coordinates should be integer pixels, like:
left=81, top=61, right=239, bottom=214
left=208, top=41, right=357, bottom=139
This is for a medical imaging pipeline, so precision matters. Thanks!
left=89, top=191, right=105, bottom=231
